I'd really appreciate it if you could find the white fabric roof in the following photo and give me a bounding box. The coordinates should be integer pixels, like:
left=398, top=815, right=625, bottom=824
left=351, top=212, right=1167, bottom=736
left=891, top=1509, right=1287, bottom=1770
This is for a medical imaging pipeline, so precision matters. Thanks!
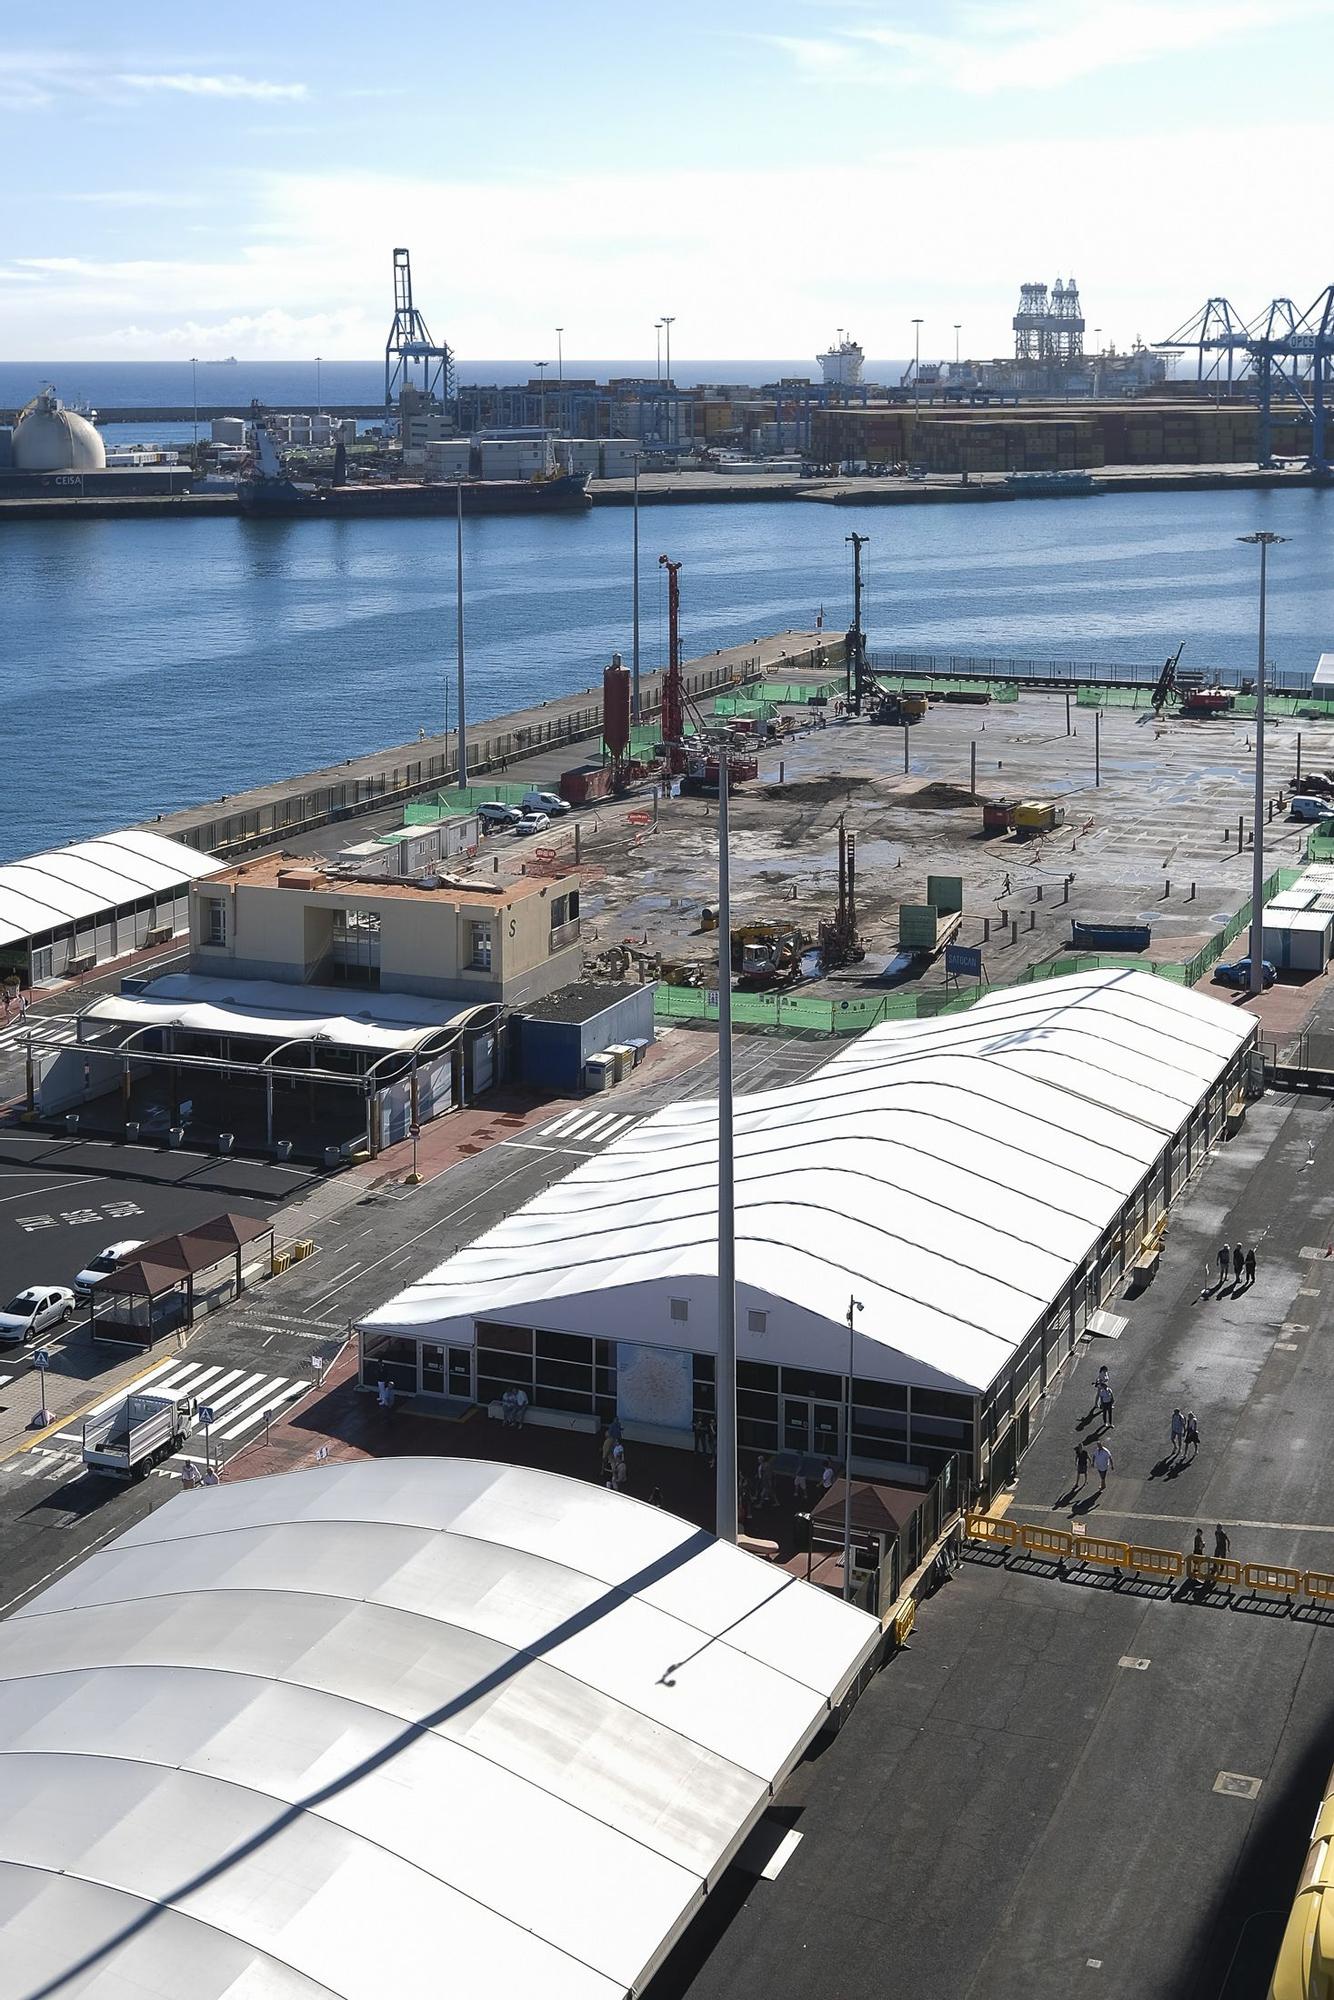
left=83, top=973, right=488, bottom=1055
left=0, top=829, right=222, bottom=950
left=363, top=970, right=1254, bottom=1395
left=0, top=1458, right=877, bottom=2000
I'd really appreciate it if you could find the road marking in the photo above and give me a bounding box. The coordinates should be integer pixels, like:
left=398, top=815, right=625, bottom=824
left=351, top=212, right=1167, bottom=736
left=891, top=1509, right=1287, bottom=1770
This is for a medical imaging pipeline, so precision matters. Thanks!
left=218, top=1379, right=310, bottom=1441
left=210, top=1373, right=291, bottom=1434
left=1012, top=1503, right=1334, bottom=1535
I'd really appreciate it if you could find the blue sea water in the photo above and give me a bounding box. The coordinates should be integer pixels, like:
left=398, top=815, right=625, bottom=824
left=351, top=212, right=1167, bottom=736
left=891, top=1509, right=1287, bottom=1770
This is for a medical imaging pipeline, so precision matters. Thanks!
left=3, top=484, right=1332, bottom=863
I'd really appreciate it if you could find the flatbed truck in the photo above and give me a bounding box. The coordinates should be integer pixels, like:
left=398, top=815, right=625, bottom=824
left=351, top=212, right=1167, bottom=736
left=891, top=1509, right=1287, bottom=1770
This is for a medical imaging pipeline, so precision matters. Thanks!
left=82, top=1392, right=197, bottom=1480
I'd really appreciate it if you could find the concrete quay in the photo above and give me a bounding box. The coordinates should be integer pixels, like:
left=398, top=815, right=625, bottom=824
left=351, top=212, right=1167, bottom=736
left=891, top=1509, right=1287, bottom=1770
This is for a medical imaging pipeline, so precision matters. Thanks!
left=141, top=628, right=843, bottom=859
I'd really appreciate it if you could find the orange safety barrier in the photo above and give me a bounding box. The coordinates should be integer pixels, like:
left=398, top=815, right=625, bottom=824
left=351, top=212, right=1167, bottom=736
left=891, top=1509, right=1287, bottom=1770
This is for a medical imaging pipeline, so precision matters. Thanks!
left=1185, top=1554, right=1242, bottom=1589
left=965, top=1511, right=1017, bottom=1549
left=891, top=1599, right=916, bottom=1649
left=1019, top=1523, right=1075, bottom=1561
left=1072, top=1534, right=1131, bottom=1570
left=1128, top=1544, right=1184, bottom=1581
left=1244, top=1562, right=1302, bottom=1599
left=1304, top=1570, right=1334, bottom=1604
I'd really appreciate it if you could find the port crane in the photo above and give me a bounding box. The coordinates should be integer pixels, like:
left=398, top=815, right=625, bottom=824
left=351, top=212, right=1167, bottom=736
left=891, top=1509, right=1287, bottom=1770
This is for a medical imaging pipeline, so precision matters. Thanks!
left=384, top=247, right=454, bottom=420
left=1159, top=286, right=1334, bottom=474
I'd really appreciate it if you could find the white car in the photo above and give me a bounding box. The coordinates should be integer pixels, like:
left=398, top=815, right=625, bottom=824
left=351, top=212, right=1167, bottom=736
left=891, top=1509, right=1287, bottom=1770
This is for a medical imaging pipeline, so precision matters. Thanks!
left=521, top=790, right=571, bottom=817
left=514, top=812, right=550, bottom=837
left=0, top=1286, right=75, bottom=1347
left=73, top=1239, right=145, bottom=1299
left=477, top=801, right=522, bottom=830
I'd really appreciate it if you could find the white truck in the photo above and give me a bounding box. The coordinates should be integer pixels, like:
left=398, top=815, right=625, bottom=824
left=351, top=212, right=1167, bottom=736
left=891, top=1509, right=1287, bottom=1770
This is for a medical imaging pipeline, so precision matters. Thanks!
left=82, top=1392, right=196, bottom=1480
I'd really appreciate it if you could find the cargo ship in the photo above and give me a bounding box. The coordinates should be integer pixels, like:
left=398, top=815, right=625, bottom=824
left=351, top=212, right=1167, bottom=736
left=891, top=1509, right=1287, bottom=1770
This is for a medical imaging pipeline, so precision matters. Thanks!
left=237, top=428, right=591, bottom=520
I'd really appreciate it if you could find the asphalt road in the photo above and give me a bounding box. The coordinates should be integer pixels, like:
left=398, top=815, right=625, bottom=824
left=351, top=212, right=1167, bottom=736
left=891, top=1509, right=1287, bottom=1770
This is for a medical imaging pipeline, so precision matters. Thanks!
left=649, top=1085, right=1334, bottom=2000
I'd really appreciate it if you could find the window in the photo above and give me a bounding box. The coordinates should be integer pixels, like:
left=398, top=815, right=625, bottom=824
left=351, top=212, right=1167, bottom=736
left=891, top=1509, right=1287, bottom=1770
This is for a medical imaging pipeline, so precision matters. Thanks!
left=470, top=922, right=493, bottom=970
left=780, top=1366, right=842, bottom=1402
left=331, top=906, right=381, bottom=988
left=202, top=897, right=226, bottom=946
left=670, top=1298, right=689, bottom=1323
left=746, top=1308, right=768, bottom=1334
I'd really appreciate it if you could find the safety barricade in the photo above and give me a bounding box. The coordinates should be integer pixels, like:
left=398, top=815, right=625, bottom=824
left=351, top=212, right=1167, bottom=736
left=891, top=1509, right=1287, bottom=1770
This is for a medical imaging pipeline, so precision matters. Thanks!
left=271, top=1247, right=294, bottom=1276
left=1128, top=1545, right=1184, bottom=1583
left=1018, top=1523, right=1074, bottom=1562
left=1071, top=1534, right=1131, bottom=1572
left=291, top=1239, right=315, bottom=1262
left=889, top=1598, right=916, bottom=1650
left=1185, top=1554, right=1242, bottom=1591
left=1304, top=1570, right=1334, bottom=1605
left=965, top=1511, right=1018, bottom=1550
left=1244, top=1562, right=1302, bottom=1601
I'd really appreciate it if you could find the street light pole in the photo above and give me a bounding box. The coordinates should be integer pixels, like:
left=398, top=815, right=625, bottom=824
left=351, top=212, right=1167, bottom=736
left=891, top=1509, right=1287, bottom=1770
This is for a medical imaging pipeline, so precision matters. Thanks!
left=954, top=323, right=961, bottom=367
left=631, top=452, right=642, bottom=724
left=190, top=355, right=198, bottom=451
left=1239, top=530, right=1286, bottom=994
left=456, top=480, right=468, bottom=788
left=662, top=315, right=675, bottom=385
left=316, top=354, right=322, bottom=416
left=555, top=326, right=564, bottom=389
left=655, top=322, right=663, bottom=381
left=715, top=752, right=738, bottom=1544
left=535, top=360, right=547, bottom=431
left=912, top=318, right=923, bottom=417
left=843, top=1298, right=862, bottom=1600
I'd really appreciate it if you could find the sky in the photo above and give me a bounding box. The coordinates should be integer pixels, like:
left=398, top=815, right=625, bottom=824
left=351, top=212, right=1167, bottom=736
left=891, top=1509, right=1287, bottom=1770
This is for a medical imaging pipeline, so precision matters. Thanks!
left=2, top=0, right=1333, bottom=364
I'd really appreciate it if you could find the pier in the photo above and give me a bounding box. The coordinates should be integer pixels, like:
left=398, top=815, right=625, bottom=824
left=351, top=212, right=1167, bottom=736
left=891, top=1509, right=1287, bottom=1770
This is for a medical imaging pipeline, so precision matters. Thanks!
left=142, top=629, right=843, bottom=858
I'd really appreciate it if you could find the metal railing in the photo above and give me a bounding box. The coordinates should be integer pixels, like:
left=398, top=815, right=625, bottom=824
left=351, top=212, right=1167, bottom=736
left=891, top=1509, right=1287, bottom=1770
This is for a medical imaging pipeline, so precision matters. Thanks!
left=871, top=649, right=1318, bottom=693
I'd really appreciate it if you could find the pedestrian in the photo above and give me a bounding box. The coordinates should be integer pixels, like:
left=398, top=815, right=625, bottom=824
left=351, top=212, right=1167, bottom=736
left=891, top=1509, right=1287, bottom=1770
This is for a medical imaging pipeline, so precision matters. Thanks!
left=793, top=1468, right=809, bottom=1509
left=821, top=1458, right=836, bottom=1492
left=707, top=1417, right=717, bottom=1468
left=757, top=1454, right=774, bottom=1505
left=501, top=1387, right=517, bottom=1427
left=1170, top=1407, right=1185, bottom=1455
left=1097, top=1382, right=1115, bottom=1430
left=202, top=1464, right=220, bottom=1487
left=648, top=1485, right=664, bottom=1507
left=1092, top=1440, right=1114, bottom=1491
left=1232, top=1243, right=1244, bottom=1283
left=1193, top=1527, right=1206, bottom=1558
left=1245, top=1246, right=1257, bottom=1286
left=17, top=991, right=27, bottom=1022
left=1213, top=1523, right=1230, bottom=1562
left=1183, top=1411, right=1200, bottom=1461
left=692, top=1413, right=707, bottom=1455
left=1216, top=1244, right=1230, bottom=1286
left=1073, top=1441, right=1090, bottom=1489
left=513, top=1387, right=528, bottom=1427
left=601, top=1429, right=615, bottom=1481
left=1086, top=1365, right=1110, bottom=1421
left=612, top=1445, right=627, bottom=1492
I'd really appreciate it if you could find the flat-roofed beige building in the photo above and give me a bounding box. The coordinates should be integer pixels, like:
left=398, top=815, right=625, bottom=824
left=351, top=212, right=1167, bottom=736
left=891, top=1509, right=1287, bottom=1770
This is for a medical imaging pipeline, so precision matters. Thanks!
left=192, top=855, right=582, bottom=1009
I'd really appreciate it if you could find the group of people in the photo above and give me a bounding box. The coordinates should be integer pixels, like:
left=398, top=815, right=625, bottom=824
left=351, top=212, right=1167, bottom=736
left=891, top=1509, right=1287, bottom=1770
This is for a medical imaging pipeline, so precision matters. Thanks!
left=1073, top=1364, right=1203, bottom=1495
left=601, top=1419, right=628, bottom=1490
left=499, top=1386, right=529, bottom=1427
left=1215, top=1242, right=1258, bottom=1290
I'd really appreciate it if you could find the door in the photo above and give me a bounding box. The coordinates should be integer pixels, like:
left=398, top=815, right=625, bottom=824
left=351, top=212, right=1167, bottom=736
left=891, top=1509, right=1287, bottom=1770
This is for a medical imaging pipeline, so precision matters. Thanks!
left=783, top=1397, right=844, bottom=1459
left=421, top=1343, right=446, bottom=1396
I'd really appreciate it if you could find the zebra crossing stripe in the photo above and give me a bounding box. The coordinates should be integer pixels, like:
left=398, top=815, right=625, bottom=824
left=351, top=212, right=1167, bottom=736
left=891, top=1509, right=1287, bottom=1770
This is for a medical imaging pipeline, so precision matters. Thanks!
left=219, top=1378, right=311, bottom=1442
left=211, top=1374, right=291, bottom=1438
left=540, top=1109, right=638, bottom=1145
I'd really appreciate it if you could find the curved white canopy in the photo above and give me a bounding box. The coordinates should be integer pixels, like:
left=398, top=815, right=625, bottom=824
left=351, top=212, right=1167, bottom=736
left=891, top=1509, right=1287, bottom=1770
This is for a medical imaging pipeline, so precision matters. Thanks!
left=0, top=1458, right=877, bottom=2000
left=0, top=829, right=222, bottom=950
left=362, top=970, right=1254, bottom=1394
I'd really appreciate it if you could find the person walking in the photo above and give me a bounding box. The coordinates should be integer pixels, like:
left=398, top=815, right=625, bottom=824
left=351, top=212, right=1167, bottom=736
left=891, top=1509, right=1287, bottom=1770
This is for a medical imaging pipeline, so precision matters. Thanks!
left=1183, top=1412, right=1200, bottom=1461
left=1193, top=1527, right=1206, bottom=1558
left=1097, top=1381, right=1115, bottom=1430
left=1245, top=1246, right=1257, bottom=1287
left=1087, top=1364, right=1111, bottom=1422
left=1170, top=1407, right=1186, bottom=1456
left=1092, top=1440, right=1114, bottom=1492
left=611, top=1444, right=627, bottom=1492
left=1210, top=1522, right=1230, bottom=1587
left=1232, top=1244, right=1245, bottom=1284
left=757, top=1454, right=774, bottom=1505
left=1073, top=1440, right=1090, bottom=1490
left=1216, top=1244, right=1230, bottom=1286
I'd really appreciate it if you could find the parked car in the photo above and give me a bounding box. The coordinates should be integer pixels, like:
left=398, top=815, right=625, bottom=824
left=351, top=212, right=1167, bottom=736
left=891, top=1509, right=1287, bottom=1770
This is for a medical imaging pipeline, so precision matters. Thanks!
left=1290, top=795, right=1334, bottom=823
left=520, top=789, right=571, bottom=817
left=477, top=801, right=522, bottom=829
left=73, top=1239, right=145, bottom=1300
left=0, top=1286, right=75, bottom=1347
left=514, top=812, right=550, bottom=837
left=1213, top=956, right=1277, bottom=990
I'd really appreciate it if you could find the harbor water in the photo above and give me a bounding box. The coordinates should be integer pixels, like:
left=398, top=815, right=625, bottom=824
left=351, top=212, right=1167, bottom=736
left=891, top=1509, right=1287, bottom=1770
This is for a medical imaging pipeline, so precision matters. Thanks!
left=6, top=484, right=1334, bottom=863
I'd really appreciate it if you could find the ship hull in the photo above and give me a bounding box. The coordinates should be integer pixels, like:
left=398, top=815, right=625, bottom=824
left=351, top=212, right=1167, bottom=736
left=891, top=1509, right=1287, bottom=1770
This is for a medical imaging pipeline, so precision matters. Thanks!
left=237, top=472, right=591, bottom=519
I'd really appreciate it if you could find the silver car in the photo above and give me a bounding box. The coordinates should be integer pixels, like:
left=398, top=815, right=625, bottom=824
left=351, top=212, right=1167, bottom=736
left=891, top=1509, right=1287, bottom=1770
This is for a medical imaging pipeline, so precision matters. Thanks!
left=0, top=1286, right=75, bottom=1347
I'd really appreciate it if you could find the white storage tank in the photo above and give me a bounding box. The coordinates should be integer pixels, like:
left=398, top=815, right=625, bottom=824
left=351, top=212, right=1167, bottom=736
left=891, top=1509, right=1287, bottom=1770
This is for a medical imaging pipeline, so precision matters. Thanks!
left=211, top=417, right=247, bottom=446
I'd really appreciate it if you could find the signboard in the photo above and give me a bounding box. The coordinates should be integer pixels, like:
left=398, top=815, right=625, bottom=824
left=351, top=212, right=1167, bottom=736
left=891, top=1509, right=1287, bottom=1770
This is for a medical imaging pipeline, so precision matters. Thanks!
left=199, top=1406, right=215, bottom=1427
left=409, top=1123, right=421, bottom=1139
left=945, top=944, right=984, bottom=979
left=32, top=1350, right=50, bottom=1371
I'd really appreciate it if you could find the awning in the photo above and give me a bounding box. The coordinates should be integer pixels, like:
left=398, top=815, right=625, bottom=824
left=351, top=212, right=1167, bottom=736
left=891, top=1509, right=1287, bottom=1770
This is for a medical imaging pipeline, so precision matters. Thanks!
left=82, top=974, right=498, bottom=1058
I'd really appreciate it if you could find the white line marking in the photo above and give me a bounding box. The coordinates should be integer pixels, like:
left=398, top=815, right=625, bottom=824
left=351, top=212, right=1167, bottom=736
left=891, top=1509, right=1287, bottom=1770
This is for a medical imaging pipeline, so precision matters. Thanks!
left=219, top=1380, right=309, bottom=1441
left=194, top=1371, right=265, bottom=1417
left=212, top=1374, right=289, bottom=1435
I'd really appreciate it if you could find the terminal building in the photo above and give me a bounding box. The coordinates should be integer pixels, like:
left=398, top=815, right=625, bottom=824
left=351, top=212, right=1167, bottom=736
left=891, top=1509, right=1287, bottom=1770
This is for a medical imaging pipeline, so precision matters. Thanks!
left=0, top=828, right=224, bottom=988
left=359, top=971, right=1256, bottom=1495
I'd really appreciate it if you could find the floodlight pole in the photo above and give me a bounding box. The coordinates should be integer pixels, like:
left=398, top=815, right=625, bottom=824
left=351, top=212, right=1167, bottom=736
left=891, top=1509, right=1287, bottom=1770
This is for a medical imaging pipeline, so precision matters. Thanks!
left=844, top=1298, right=862, bottom=1599
left=631, top=453, right=642, bottom=723
left=456, top=480, right=468, bottom=787
left=1239, top=531, right=1285, bottom=994
left=716, top=754, right=738, bottom=1544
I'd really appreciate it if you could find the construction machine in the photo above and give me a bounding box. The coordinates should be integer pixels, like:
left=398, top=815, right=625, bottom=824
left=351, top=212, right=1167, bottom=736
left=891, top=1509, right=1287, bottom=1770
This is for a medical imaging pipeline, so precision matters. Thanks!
left=817, top=816, right=865, bottom=969
left=731, top=923, right=810, bottom=989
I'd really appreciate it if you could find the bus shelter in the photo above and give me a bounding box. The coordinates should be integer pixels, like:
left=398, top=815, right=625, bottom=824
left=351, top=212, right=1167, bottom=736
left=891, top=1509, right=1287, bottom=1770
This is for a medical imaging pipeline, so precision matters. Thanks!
left=91, top=1213, right=275, bottom=1348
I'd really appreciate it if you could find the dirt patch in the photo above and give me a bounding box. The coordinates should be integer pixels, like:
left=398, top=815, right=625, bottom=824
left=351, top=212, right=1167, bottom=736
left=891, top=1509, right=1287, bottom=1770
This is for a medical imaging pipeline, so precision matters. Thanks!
left=756, top=776, right=869, bottom=807
left=894, top=781, right=978, bottom=811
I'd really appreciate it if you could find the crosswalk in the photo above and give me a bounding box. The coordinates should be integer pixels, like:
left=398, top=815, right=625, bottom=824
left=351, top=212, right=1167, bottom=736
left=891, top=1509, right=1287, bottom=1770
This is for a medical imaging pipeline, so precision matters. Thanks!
left=0, top=1013, right=80, bottom=1056
left=520, top=1108, right=640, bottom=1153
left=6, top=1356, right=312, bottom=1484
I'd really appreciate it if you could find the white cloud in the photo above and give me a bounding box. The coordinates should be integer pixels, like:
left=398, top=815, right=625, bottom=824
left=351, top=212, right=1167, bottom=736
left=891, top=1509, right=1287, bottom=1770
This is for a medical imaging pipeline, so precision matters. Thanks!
left=117, top=72, right=307, bottom=101
left=771, top=0, right=1318, bottom=93
left=6, top=124, right=1332, bottom=359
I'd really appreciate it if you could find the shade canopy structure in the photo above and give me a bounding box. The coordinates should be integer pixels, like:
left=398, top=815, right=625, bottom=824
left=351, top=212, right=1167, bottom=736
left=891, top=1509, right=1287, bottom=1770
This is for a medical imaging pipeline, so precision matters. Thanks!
left=0, top=830, right=222, bottom=953
left=361, top=970, right=1255, bottom=1397
left=0, top=1458, right=879, bottom=2000
left=82, top=973, right=491, bottom=1058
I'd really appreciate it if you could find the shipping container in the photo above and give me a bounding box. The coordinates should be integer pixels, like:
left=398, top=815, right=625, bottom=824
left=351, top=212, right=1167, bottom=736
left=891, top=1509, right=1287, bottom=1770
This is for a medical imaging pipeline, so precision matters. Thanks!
left=560, top=765, right=614, bottom=804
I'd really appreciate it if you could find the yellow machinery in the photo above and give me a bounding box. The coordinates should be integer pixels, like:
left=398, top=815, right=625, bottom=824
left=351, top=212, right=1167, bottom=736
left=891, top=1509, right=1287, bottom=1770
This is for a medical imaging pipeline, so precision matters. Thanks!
left=1269, top=1766, right=1334, bottom=1998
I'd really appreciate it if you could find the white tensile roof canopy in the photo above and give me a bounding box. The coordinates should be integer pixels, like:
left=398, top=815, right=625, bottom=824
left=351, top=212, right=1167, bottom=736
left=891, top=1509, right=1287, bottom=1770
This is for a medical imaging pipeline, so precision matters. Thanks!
left=362, top=970, right=1255, bottom=1396
left=0, top=1459, right=879, bottom=2000
left=0, top=828, right=222, bottom=950
left=82, top=972, right=493, bottom=1056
